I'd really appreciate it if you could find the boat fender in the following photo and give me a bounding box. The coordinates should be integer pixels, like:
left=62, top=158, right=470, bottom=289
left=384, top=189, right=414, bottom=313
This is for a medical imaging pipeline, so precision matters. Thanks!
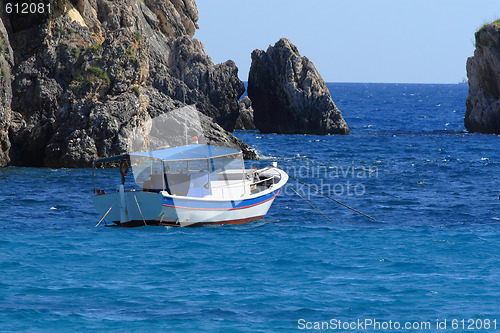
left=120, top=160, right=129, bottom=177
left=259, top=169, right=281, bottom=182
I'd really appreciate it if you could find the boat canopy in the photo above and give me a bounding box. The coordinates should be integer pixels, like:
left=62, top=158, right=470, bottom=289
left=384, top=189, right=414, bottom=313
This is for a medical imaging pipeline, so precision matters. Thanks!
left=128, top=144, right=246, bottom=195
left=92, top=106, right=249, bottom=197
left=129, top=144, right=240, bottom=162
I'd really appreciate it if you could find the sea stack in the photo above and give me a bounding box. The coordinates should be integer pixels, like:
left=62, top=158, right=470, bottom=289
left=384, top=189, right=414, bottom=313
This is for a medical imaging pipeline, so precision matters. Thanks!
left=247, top=38, right=349, bottom=135
left=465, top=21, right=500, bottom=134
left=235, top=96, right=257, bottom=130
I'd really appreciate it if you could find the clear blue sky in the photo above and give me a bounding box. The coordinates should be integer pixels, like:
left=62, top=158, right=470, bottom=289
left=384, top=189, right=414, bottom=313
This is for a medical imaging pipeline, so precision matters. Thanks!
left=195, top=0, right=499, bottom=84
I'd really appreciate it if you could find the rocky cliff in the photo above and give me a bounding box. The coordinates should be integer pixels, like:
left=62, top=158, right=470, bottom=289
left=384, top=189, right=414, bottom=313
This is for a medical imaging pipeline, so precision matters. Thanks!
left=465, top=22, right=500, bottom=134
left=247, top=38, right=349, bottom=135
left=235, top=96, right=256, bottom=130
left=0, top=18, right=13, bottom=167
left=0, top=0, right=251, bottom=167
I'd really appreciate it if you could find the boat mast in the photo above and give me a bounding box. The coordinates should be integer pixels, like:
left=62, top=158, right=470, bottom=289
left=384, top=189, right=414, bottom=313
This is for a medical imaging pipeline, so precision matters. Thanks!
left=206, top=157, right=212, bottom=195
left=182, top=75, right=188, bottom=146
left=241, top=154, right=247, bottom=196
left=92, top=161, right=95, bottom=194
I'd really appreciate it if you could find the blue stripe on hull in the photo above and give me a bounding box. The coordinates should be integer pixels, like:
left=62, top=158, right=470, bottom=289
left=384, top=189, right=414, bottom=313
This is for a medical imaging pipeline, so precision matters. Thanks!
left=162, top=189, right=280, bottom=211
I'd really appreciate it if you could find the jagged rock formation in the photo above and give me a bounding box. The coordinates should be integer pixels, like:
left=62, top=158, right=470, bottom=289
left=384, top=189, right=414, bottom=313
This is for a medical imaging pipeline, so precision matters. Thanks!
left=465, top=22, right=500, bottom=134
left=0, top=0, right=251, bottom=167
left=248, top=38, right=349, bottom=135
left=0, top=19, right=13, bottom=167
left=235, top=96, right=257, bottom=130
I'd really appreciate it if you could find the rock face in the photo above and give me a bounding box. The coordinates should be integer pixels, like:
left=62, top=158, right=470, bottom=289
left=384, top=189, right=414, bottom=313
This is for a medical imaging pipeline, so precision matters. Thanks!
left=465, top=22, right=500, bottom=134
left=0, top=19, right=13, bottom=167
left=248, top=38, right=349, bottom=135
left=1, top=0, right=251, bottom=167
left=235, top=96, right=257, bottom=130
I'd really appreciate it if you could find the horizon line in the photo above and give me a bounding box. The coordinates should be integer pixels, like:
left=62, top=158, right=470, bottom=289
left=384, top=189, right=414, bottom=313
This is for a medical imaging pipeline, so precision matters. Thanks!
left=240, top=81, right=468, bottom=85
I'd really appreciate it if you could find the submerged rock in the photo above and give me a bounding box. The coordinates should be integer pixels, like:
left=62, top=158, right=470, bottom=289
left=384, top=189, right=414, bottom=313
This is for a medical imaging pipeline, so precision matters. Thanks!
left=1, top=0, right=248, bottom=167
left=465, top=22, right=500, bottom=133
left=248, top=38, right=349, bottom=135
left=235, top=96, right=257, bottom=130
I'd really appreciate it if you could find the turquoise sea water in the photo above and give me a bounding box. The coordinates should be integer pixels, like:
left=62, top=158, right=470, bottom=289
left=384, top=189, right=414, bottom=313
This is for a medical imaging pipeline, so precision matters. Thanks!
left=1, top=83, right=499, bottom=332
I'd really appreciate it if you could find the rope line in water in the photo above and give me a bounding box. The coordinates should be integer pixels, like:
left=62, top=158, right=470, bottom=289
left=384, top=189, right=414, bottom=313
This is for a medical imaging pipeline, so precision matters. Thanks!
left=288, top=174, right=376, bottom=221
left=290, top=187, right=333, bottom=222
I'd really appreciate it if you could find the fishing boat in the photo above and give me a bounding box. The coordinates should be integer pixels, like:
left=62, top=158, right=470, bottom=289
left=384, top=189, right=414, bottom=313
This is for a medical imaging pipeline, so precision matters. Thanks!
left=91, top=106, right=288, bottom=227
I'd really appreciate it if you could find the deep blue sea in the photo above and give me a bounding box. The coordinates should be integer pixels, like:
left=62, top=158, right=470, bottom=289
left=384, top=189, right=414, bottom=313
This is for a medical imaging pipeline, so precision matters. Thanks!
left=1, top=83, right=499, bottom=332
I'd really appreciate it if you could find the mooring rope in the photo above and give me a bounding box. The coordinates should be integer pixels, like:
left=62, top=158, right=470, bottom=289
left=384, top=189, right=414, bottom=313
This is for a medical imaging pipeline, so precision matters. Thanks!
left=95, top=202, right=115, bottom=227
left=134, top=194, right=147, bottom=226
left=290, top=187, right=333, bottom=222
left=288, top=174, right=376, bottom=221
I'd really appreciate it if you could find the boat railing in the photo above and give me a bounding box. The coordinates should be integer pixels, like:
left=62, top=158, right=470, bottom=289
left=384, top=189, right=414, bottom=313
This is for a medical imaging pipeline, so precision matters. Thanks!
left=251, top=176, right=276, bottom=185
left=209, top=175, right=276, bottom=189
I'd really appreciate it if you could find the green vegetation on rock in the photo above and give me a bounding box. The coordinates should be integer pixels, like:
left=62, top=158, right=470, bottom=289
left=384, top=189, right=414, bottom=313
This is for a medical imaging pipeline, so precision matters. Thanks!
left=72, top=47, right=80, bottom=59
left=86, top=44, right=103, bottom=53
left=132, top=86, right=140, bottom=97
left=52, top=0, right=66, bottom=17
left=87, top=66, right=110, bottom=85
left=478, top=18, right=500, bottom=32
left=133, top=32, right=142, bottom=41
left=0, top=39, right=9, bottom=61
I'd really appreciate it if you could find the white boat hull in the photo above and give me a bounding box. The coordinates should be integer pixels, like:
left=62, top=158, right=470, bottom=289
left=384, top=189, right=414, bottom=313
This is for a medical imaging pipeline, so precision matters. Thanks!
left=92, top=168, right=288, bottom=227
left=159, top=189, right=281, bottom=227
left=92, top=188, right=164, bottom=225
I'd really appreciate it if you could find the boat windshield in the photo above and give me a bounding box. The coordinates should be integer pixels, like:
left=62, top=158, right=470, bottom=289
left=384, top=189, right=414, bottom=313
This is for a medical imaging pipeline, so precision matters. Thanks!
left=126, top=105, right=250, bottom=198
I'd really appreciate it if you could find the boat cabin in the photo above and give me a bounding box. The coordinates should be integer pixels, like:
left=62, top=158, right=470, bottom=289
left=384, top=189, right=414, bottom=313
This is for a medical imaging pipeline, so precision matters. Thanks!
left=129, top=144, right=256, bottom=199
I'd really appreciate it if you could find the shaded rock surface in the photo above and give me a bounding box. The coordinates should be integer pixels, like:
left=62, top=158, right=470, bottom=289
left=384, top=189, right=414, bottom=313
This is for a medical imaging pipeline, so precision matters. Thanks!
left=248, top=38, right=349, bottom=135
left=123, top=91, right=256, bottom=160
left=235, top=96, right=257, bottom=130
left=1, top=0, right=251, bottom=167
left=465, top=23, right=500, bottom=133
left=0, top=19, right=13, bottom=167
